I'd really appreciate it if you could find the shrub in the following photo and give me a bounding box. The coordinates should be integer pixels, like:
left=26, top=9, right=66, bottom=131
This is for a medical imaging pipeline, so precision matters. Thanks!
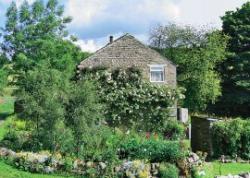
left=65, top=80, right=105, bottom=158
left=53, top=120, right=75, bottom=155
left=119, top=138, right=186, bottom=163
left=0, top=131, right=27, bottom=151
left=211, top=118, right=250, bottom=159
left=241, top=123, right=250, bottom=159
left=0, top=116, right=32, bottom=151
left=80, top=126, right=119, bottom=164
left=163, top=120, right=186, bottom=140
left=159, top=163, right=179, bottom=178
left=117, top=160, right=151, bottom=178
left=0, top=68, right=8, bottom=93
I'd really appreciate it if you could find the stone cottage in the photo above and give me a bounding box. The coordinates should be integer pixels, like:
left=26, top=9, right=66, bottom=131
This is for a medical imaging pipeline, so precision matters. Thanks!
left=77, top=34, right=176, bottom=87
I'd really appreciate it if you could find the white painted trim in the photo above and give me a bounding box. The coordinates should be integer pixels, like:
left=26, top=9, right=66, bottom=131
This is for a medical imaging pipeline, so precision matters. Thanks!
left=148, top=64, right=167, bottom=67
left=149, top=64, right=166, bottom=82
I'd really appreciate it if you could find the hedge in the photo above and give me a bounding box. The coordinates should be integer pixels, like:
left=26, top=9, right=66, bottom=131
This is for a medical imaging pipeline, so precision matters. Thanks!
left=211, top=118, right=250, bottom=159
left=118, top=139, right=186, bottom=163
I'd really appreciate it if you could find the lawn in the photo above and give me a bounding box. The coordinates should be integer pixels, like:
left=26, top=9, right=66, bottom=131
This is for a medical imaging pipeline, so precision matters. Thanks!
left=0, top=96, right=14, bottom=118
left=203, top=162, right=250, bottom=178
left=0, top=116, right=74, bottom=177
left=0, top=161, right=73, bottom=178
left=0, top=96, right=14, bottom=140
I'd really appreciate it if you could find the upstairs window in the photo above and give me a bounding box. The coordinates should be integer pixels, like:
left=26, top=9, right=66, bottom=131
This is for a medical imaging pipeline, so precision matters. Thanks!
left=150, top=65, right=165, bottom=82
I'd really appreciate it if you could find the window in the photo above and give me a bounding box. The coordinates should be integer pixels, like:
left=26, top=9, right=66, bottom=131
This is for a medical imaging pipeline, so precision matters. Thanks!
left=150, top=65, right=165, bottom=82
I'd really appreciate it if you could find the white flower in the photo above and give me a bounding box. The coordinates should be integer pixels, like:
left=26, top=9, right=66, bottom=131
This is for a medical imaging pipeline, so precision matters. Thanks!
left=198, top=170, right=206, bottom=176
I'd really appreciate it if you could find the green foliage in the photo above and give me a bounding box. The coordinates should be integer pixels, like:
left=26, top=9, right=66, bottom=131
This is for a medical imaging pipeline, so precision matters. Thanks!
left=0, top=116, right=11, bottom=141
left=81, top=68, right=182, bottom=131
left=0, top=68, right=8, bottom=94
left=65, top=80, right=107, bottom=158
left=211, top=118, right=250, bottom=159
left=0, top=160, right=68, bottom=178
left=210, top=2, right=250, bottom=117
left=17, top=63, right=70, bottom=152
left=0, top=115, right=31, bottom=151
left=190, top=166, right=203, bottom=178
left=0, top=55, right=10, bottom=94
left=150, top=24, right=228, bottom=112
left=159, top=163, right=179, bottom=178
left=119, top=138, right=186, bottom=163
left=0, top=0, right=91, bottom=157
left=163, top=120, right=186, bottom=140
left=53, top=120, right=75, bottom=155
left=0, top=0, right=88, bottom=94
left=1, top=0, right=71, bottom=59
left=0, top=97, right=14, bottom=118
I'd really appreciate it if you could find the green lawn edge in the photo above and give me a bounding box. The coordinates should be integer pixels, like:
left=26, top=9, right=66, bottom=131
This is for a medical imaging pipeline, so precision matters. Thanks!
left=203, top=162, right=250, bottom=178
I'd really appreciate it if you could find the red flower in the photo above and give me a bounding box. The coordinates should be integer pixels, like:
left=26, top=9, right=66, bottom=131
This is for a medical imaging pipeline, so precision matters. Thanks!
left=146, top=132, right=150, bottom=139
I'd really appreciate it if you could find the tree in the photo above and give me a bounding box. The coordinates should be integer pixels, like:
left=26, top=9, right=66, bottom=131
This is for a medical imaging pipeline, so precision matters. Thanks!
left=0, top=0, right=89, bottom=109
left=1, top=0, right=71, bottom=59
left=18, top=62, right=71, bottom=151
left=0, top=0, right=92, bottom=152
left=65, top=80, right=104, bottom=157
left=150, top=24, right=228, bottom=112
left=210, top=2, right=250, bottom=117
left=0, top=0, right=86, bottom=86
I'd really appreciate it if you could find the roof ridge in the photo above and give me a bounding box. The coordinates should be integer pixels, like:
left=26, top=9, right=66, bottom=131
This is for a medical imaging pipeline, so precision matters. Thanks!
left=79, top=33, right=176, bottom=67
left=80, top=33, right=133, bottom=65
left=89, top=33, right=131, bottom=55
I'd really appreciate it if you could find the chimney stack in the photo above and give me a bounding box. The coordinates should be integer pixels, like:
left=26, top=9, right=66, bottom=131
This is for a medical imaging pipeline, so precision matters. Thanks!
left=109, top=36, right=114, bottom=43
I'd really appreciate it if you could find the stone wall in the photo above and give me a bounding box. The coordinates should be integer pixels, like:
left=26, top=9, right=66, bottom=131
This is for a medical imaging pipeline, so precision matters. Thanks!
left=191, top=116, right=218, bottom=156
left=78, top=34, right=177, bottom=87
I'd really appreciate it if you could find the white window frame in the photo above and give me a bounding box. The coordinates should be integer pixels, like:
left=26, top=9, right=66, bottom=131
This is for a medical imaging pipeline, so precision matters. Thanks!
left=149, top=65, right=166, bottom=83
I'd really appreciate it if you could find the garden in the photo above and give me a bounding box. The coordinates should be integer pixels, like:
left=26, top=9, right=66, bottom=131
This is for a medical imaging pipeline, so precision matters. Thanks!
left=0, top=0, right=249, bottom=177
left=0, top=88, right=250, bottom=178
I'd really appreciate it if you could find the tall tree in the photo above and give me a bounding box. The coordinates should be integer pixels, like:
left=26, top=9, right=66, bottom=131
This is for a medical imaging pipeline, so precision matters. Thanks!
left=0, top=0, right=84, bottom=82
left=65, top=80, right=104, bottom=157
left=1, top=0, right=71, bottom=59
left=150, top=24, right=228, bottom=112
left=19, top=62, right=70, bottom=151
left=210, top=2, right=250, bottom=117
left=0, top=0, right=88, bottom=95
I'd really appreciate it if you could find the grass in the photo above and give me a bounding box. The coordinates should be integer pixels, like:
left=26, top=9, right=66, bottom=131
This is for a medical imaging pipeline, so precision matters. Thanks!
left=0, top=116, right=12, bottom=140
left=0, top=96, right=14, bottom=140
left=0, top=95, right=75, bottom=178
left=0, top=161, right=73, bottom=178
left=0, top=96, right=14, bottom=119
left=0, top=117, right=74, bottom=178
left=203, top=161, right=250, bottom=178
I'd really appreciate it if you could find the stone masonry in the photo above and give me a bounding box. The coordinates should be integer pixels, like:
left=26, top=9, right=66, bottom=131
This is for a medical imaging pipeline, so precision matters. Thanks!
left=77, top=34, right=176, bottom=87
